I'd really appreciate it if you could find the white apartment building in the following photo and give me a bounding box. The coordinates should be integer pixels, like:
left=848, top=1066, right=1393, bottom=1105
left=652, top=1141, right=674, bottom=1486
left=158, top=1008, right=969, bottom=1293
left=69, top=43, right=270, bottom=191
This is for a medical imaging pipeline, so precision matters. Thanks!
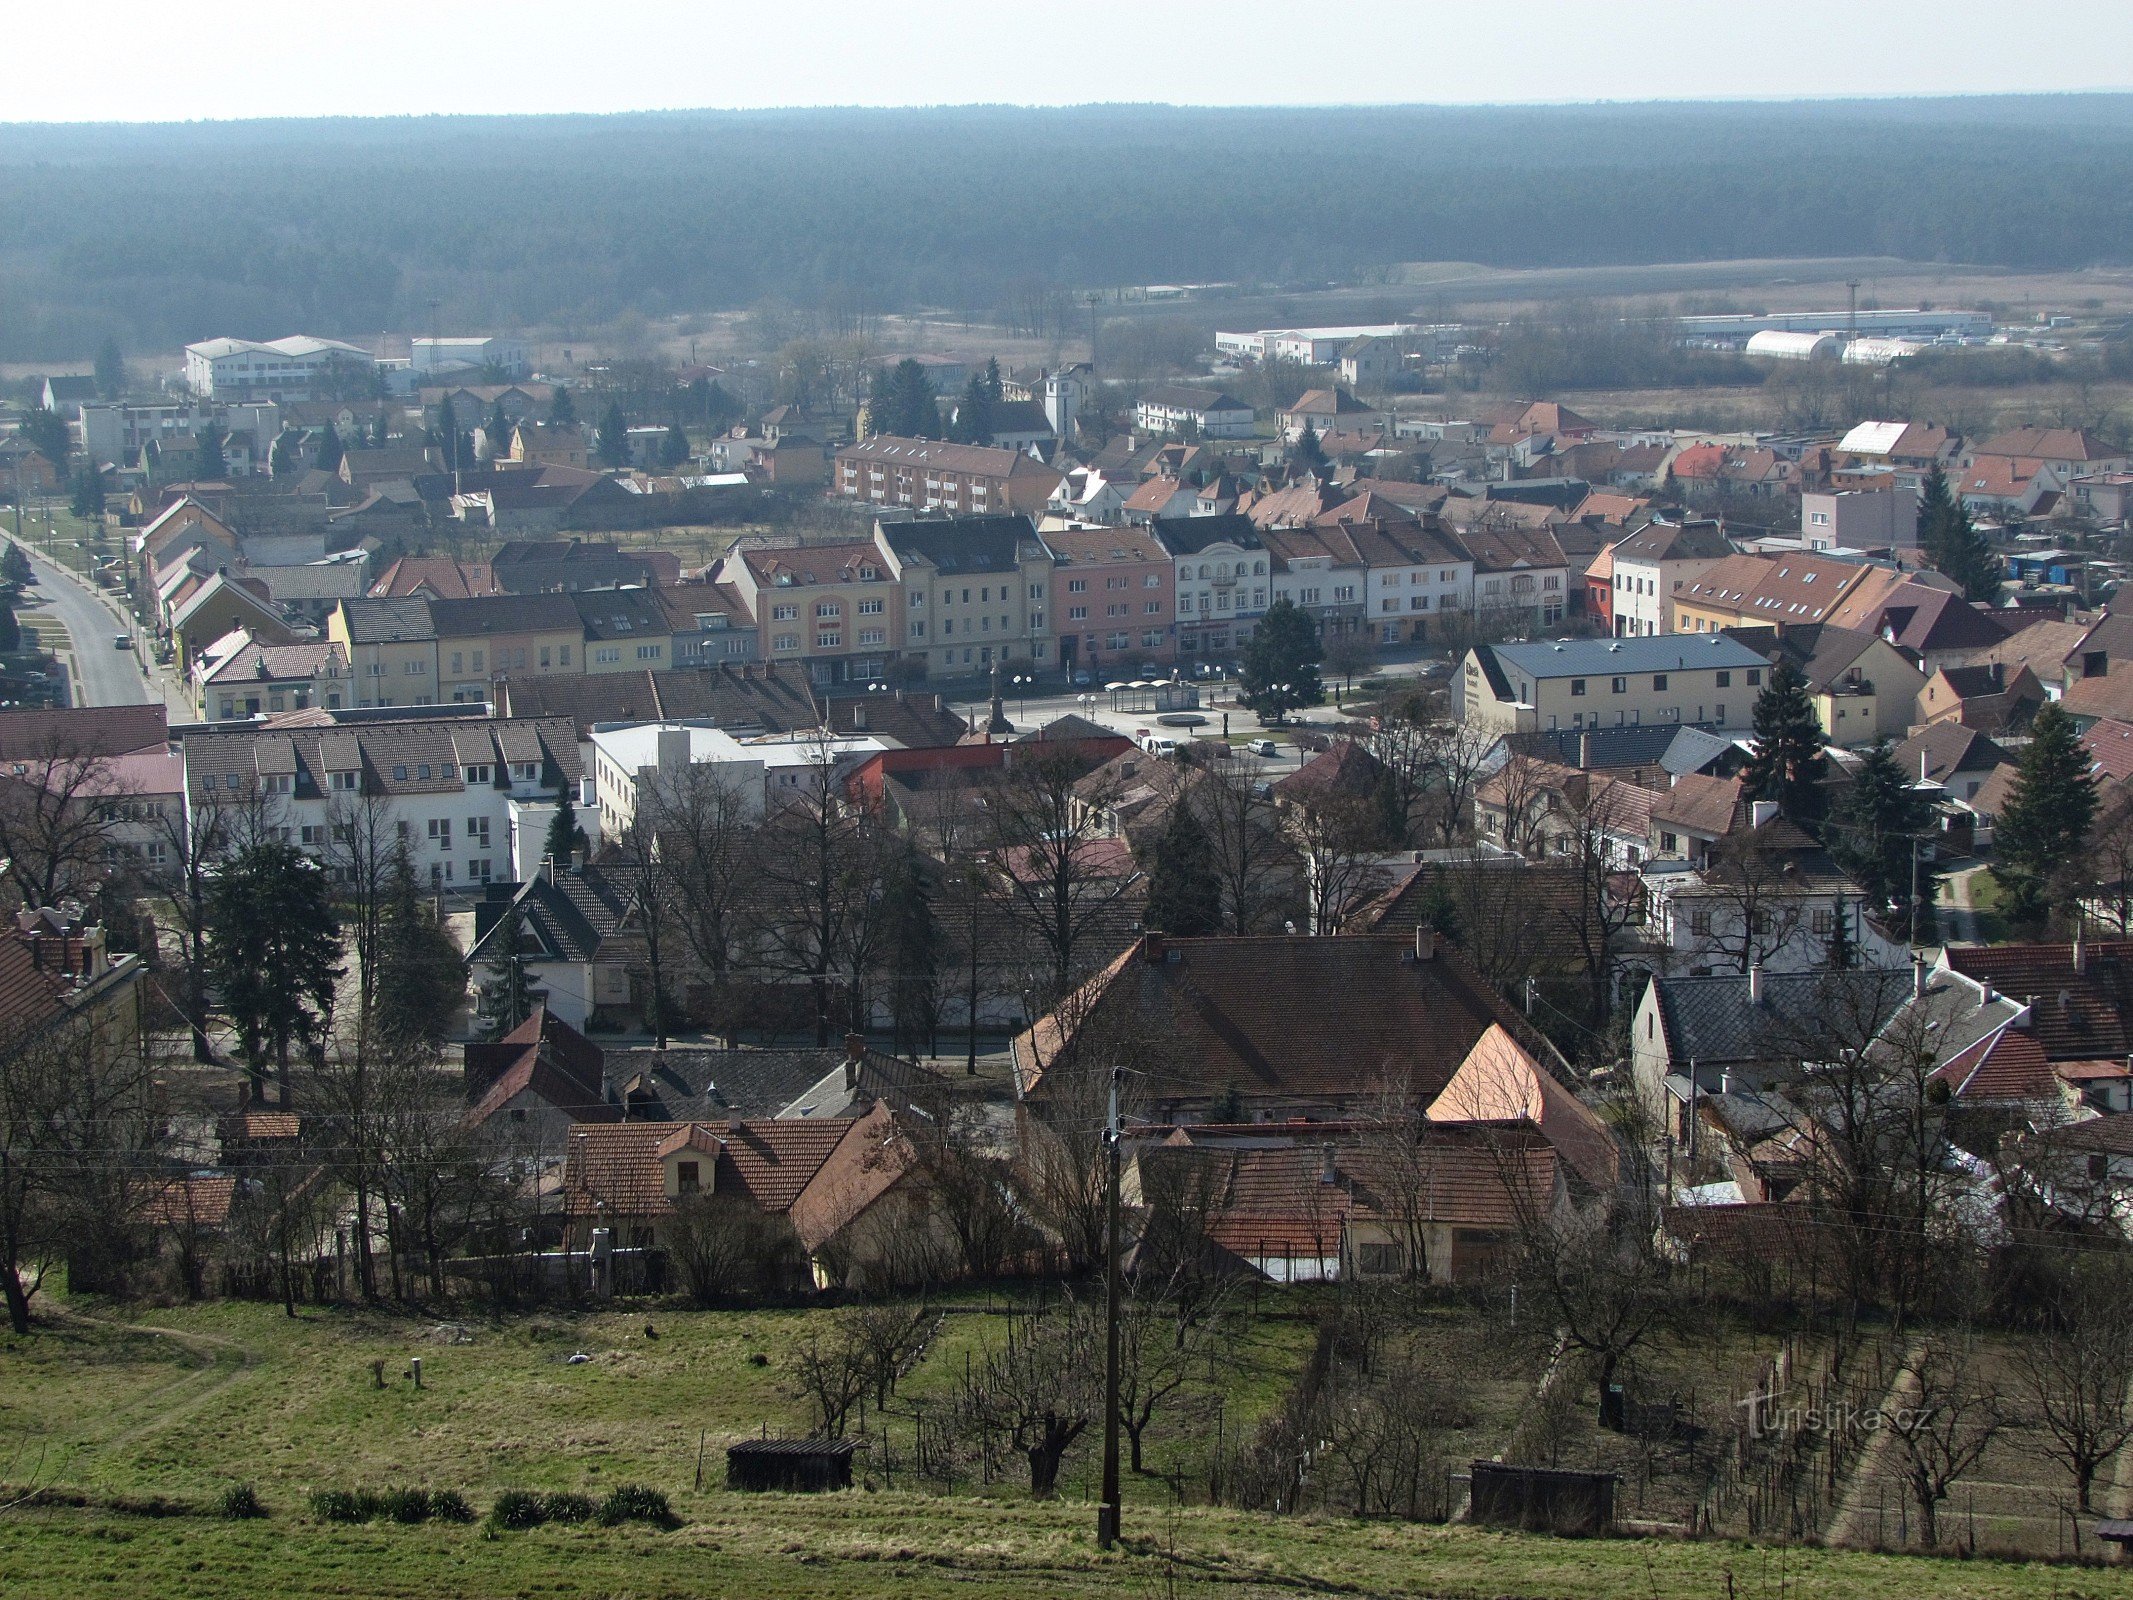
left=1609, top=520, right=1731, bottom=637
left=588, top=722, right=886, bottom=832
left=1353, top=523, right=1473, bottom=646
left=179, top=713, right=586, bottom=891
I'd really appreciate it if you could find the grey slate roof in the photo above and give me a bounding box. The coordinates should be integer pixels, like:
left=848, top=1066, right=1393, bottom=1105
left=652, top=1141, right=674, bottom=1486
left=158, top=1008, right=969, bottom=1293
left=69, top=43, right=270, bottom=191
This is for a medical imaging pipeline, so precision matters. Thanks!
left=881, top=515, right=1039, bottom=575
left=430, top=593, right=584, bottom=637
left=604, top=1047, right=855, bottom=1120
left=340, top=596, right=435, bottom=643
left=1661, top=725, right=1739, bottom=777
left=1653, top=970, right=1913, bottom=1067
left=1491, top=634, right=1767, bottom=680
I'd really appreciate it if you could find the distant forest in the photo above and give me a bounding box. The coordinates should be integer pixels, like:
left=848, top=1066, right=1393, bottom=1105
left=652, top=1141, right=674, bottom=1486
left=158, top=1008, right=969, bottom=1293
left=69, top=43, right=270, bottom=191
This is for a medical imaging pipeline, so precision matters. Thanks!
left=3, top=97, right=2132, bottom=362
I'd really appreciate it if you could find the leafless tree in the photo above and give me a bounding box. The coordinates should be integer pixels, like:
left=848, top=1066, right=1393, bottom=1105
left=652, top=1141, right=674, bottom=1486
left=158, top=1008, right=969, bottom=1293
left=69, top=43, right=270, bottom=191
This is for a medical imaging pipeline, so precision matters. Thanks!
left=1547, top=779, right=1644, bottom=1026
left=137, top=792, right=239, bottom=1060
left=787, top=1322, right=871, bottom=1437
left=1878, top=1335, right=2004, bottom=1548
left=901, top=1086, right=1026, bottom=1278
left=1420, top=720, right=1496, bottom=849
left=1693, top=828, right=1816, bottom=976
left=378, top=1050, right=494, bottom=1299
left=2085, top=786, right=2133, bottom=933
left=663, top=1189, right=798, bottom=1303
left=981, top=741, right=1137, bottom=1005
left=1193, top=759, right=1295, bottom=934
left=2021, top=1260, right=2133, bottom=1514
left=608, top=815, right=678, bottom=1047
left=0, top=729, right=124, bottom=912
left=749, top=737, right=884, bottom=1045
left=0, top=1002, right=156, bottom=1334
left=324, top=789, right=403, bottom=1023
left=645, top=762, right=757, bottom=1040
left=1280, top=793, right=1390, bottom=935
left=955, top=1295, right=1101, bottom=1497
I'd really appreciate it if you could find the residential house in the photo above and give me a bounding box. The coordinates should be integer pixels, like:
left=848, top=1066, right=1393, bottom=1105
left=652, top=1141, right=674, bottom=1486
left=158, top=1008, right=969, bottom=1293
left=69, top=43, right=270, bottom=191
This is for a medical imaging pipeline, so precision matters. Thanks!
left=1040, top=525, right=1176, bottom=673
left=1826, top=578, right=2012, bottom=673
left=1731, top=623, right=1925, bottom=746
left=1259, top=523, right=1370, bottom=645
left=368, top=556, right=499, bottom=601
left=428, top=593, right=585, bottom=701
left=166, top=573, right=293, bottom=672
left=1279, top=388, right=1387, bottom=441
left=1671, top=551, right=1899, bottom=637
left=1353, top=519, right=1472, bottom=647
left=1150, top=514, right=1270, bottom=659
left=327, top=597, right=443, bottom=708
left=1912, top=662, right=2045, bottom=735
left=1801, top=486, right=1920, bottom=551
left=654, top=581, right=760, bottom=670
left=508, top=422, right=590, bottom=471
left=490, top=537, right=657, bottom=594
left=870, top=515, right=1052, bottom=678
left=179, top=710, right=583, bottom=890
left=464, top=861, right=648, bottom=1034
left=1892, top=722, right=2009, bottom=807
left=1458, top=634, right=1769, bottom=737
left=463, top=1006, right=619, bottom=1143
left=574, top=588, right=673, bottom=676
left=1450, top=522, right=1569, bottom=629
left=1013, top=931, right=1525, bottom=1125
left=1132, top=387, right=1256, bottom=440
left=1472, top=756, right=1659, bottom=868
left=1649, top=773, right=1747, bottom=867
left=1608, top=519, right=1730, bottom=637
left=193, top=632, right=352, bottom=721
left=833, top=436, right=1065, bottom=515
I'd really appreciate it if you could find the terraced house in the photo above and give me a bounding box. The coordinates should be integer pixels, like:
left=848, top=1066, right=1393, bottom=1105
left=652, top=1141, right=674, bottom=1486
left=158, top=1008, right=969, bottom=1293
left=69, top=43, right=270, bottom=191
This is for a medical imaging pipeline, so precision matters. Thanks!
left=832, top=436, right=1064, bottom=515
left=876, top=516, right=1053, bottom=675
left=714, top=540, right=901, bottom=686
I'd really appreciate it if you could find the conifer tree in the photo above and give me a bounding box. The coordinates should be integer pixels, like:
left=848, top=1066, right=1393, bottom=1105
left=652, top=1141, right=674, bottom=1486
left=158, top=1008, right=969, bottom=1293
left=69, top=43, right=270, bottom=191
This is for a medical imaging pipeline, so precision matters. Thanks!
left=1239, top=599, right=1325, bottom=723
left=192, top=422, right=227, bottom=482
left=548, top=385, right=577, bottom=426
left=597, top=401, right=630, bottom=468
left=1144, top=798, right=1222, bottom=936
left=1919, top=464, right=2000, bottom=603
left=1994, top=701, right=2099, bottom=924
left=480, top=905, right=536, bottom=1040
left=1740, top=657, right=1829, bottom=825
left=544, top=792, right=587, bottom=866
left=313, top=421, right=344, bottom=475
left=1823, top=891, right=1858, bottom=970
left=374, top=857, right=466, bottom=1052
left=1827, top=740, right=1938, bottom=931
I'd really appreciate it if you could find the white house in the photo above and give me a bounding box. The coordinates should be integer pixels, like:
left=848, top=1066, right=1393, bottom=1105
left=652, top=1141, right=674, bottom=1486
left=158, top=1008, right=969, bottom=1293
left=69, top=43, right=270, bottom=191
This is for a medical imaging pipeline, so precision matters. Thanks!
left=587, top=721, right=887, bottom=832
left=1609, top=520, right=1730, bottom=638
left=1132, top=386, right=1257, bottom=440
left=184, top=336, right=376, bottom=402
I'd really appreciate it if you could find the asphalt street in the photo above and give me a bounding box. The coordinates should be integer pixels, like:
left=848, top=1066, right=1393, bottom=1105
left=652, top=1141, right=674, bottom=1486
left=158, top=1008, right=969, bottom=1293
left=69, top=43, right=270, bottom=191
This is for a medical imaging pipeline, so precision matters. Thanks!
left=8, top=540, right=156, bottom=708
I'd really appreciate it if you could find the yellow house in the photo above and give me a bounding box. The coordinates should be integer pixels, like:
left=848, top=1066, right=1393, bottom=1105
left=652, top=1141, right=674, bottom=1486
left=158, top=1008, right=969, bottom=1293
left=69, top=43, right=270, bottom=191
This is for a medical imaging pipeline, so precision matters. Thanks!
left=329, top=597, right=440, bottom=708
left=574, top=589, right=673, bottom=675
left=431, top=593, right=586, bottom=702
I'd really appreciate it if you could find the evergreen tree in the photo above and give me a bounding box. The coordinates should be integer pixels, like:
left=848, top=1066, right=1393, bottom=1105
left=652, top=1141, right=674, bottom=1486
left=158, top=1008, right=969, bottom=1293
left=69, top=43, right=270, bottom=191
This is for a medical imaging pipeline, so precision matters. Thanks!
left=701, top=380, right=740, bottom=432
left=313, top=421, right=344, bottom=475
left=953, top=373, right=995, bottom=444
left=68, top=465, right=104, bottom=520
left=94, top=337, right=126, bottom=399
left=1294, top=421, right=1327, bottom=471
left=1144, top=798, right=1221, bottom=936
left=1371, top=768, right=1410, bottom=849
left=543, top=792, right=587, bottom=866
left=879, top=841, right=943, bottom=1058
left=479, top=904, right=536, bottom=1040
left=268, top=427, right=301, bottom=478
left=18, top=407, right=69, bottom=469
left=0, top=597, right=18, bottom=655
left=597, top=400, right=630, bottom=467
left=368, top=413, right=390, bottom=447
left=885, top=359, right=941, bottom=438
left=983, top=356, right=1004, bottom=407
left=435, top=396, right=463, bottom=471
left=1740, top=657, right=1828, bottom=825
left=192, top=422, right=227, bottom=481
left=207, top=841, right=342, bottom=1102
left=863, top=366, right=897, bottom=438
left=1239, top=598, right=1325, bottom=723
left=1994, top=701, right=2099, bottom=924
left=1823, top=891, right=1858, bottom=970
left=660, top=423, right=692, bottom=467
left=374, top=856, right=466, bottom=1052
left=1919, top=464, right=2000, bottom=603
left=484, top=399, right=511, bottom=458
left=1827, top=741, right=1938, bottom=930
left=3, top=541, right=36, bottom=592
left=549, top=385, right=577, bottom=426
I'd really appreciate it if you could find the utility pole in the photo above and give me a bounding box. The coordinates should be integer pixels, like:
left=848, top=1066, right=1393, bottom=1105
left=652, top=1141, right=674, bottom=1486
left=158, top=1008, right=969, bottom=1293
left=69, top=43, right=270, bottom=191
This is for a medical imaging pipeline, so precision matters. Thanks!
left=1098, top=1060, right=1123, bottom=1550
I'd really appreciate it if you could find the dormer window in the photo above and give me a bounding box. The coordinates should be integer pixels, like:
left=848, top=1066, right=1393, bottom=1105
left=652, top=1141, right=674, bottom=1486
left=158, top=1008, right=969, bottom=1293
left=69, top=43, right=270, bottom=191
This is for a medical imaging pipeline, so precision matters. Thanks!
left=677, top=1160, right=700, bottom=1192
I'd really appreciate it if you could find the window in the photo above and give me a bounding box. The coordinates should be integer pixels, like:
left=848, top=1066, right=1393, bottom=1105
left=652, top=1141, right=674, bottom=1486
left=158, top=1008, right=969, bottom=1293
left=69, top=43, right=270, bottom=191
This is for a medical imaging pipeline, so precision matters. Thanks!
left=1144, top=573, right=1161, bottom=587
left=1067, top=578, right=1087, bottom=593
left=1570, top=679, right=1586, bottom=696
left=857, top=598, right=883, bottom=615
left=1611, top=677, right=1626, bottom=694
left=909, top=621, right=926, bottom=638
left=464, top=763, right=491, bottom=784
left=428, top=818, right=452, bottom=849
left=1716, top=671, right=1731, bottom=687
left=908, top=592, right=923, bottom=609
left=637, top=644, right=661, bottom=660
left=1068, top=606, right=1087, bottom=621
left=817, top=632, right=841, bottom=648
left=1145, top=600, right=1161, bottom=615
left=1653, top=674, right=1668, bottom=690
left=816, top=602, right=840, bottom=619
left=774, top=634, right=800, bottom=651
left=1689, top=907, right=1712, bottom=936
left=263, top=773, right=293, bottom=795
left=1747, top=669, right=1762, bottom=687
left=330, top=769, right=359, bottom=791
left=772, top=604, right=798, bottom=621
left=594, top=646, right=621, bottom=664
left=393, top=764, right=408, bottom=781
left=405, top=660, right=426, bottom=675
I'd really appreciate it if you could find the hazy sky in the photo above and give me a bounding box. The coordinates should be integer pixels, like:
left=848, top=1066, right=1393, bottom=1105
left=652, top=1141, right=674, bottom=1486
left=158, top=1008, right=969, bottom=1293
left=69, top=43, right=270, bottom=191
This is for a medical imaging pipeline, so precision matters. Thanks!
left=14, top=1, right=2132, bottom=123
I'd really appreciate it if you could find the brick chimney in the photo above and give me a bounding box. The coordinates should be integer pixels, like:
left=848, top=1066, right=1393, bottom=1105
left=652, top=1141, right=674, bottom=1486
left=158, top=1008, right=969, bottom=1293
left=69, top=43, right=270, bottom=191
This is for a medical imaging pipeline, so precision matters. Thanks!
left=843, top=1032, right=867, bottom=1090
left=1413, top=926, right=1436, bottom=961
left=1142, top=932, right=1165, bottom=964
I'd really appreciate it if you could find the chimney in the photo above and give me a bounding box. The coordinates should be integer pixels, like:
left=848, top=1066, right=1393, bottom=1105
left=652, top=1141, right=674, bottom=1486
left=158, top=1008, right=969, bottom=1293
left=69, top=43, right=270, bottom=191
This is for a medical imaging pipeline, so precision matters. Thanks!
left=843, top=1032, right=867, bottom=1090
left=1319, top=1143, right=1338, bottom=1185
left=1750, top=799, right=1779, bottom=828
left=2073, top=929, right=2088, bottom=977
left=1719, top=1070, right=1739, bottom=1096
left=1142, top=932, right=1165, bottom=964
left=1746, top=963, right=1765, bottom=1006
left=570, top=846, right=586, bottom=874
left=540, top=854, right=556, bottom=886
left=655, top=725, right=692, bottom=773
left=1913, top=953, right=1929, bottom=999
left=1413, top=926, right=1436, bottom=961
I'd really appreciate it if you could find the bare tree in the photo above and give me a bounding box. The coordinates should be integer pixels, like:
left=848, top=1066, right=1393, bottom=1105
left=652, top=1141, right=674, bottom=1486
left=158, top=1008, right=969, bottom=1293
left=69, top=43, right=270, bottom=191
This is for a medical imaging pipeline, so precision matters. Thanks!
left=1693, top=828, right=1816, bottom=976
left=1280, top=793, right=1391, bottom=935
left=2086, top=787, right=2133, bottom=933
left=608, top=815, right=677, bottom=1047
left=2022, top=1261, right=2133, bottom=1514
left=749, top=737, right=882, bottom=1044
left=981, top=741, right=1137, bottom=1005
left=664, top=1189, right=798, bottom=1303
left=1420, top=720, right=1496, bottom=849
left=324, top=789, right=403, bottom=1023
left=1878, top=1335, right=2004, bottom=1548
left=0, top=729, right=124, bottom=912
left=1193, top=759, right=1296, bottom=934
left=901, top=1082, right=1027, bottom=1279
left=646, top=762, right=757, bottom=1040
left=1548, top=780, right=1644, bottom=1026
left=955, top=1296, right=1100, bottom=1497
left=0, top=1002, right=156, bottom=1334
left=138, top=792, right=238, bottom=1060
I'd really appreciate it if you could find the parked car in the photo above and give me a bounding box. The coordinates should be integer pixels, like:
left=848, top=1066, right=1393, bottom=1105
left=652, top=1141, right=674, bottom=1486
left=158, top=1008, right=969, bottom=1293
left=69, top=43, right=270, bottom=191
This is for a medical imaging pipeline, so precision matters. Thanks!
left=113, top=633, right=133, bottom=649
left=1247, top=738, right=1280, bottom=758
left=1070, top=669, right=1093, bottom=687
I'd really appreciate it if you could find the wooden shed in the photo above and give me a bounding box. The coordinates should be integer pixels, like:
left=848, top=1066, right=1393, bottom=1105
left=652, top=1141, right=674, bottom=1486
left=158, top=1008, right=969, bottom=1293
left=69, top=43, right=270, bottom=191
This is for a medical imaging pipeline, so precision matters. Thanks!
left=1468, top=1460, right=1619, bottom=1535
left=725, top=1437, right=860, bottom=1493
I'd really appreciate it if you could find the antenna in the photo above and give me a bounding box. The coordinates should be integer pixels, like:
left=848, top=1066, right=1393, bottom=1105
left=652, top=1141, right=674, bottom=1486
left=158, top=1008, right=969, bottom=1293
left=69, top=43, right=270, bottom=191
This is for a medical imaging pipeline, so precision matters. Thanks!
left=1846, top=280, right=1860, bottom=349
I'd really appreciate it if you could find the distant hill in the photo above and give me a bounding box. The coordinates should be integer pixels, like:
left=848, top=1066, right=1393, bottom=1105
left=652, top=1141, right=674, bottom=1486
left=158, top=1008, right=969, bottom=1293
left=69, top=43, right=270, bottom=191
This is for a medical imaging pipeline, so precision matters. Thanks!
left=2, top=97, right=2131, bottom=361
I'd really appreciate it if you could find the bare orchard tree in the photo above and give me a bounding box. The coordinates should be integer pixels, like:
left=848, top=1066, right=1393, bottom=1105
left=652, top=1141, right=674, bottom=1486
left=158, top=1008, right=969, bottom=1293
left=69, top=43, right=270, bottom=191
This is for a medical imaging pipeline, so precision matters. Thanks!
left=955, top=1295, right=1101, bottom=1497
left=900, top=1078, right=1028, bottom=1279
left=1878, top=1335, right=2004, bottom=1548
left=982, top=740, right=1138, bottom=1005
left=1547, top=778, right=1644, bottom=1027
left=378, top=1047, right=497, bottom=1299
left=609, top=814, right=678, bottom=1048
left=0, top=1004, right=157, bottom=1334
left=0, top=729, right=125, bottom=911
left=2086, top=787, right=2133, bottom=933
left=664, top=1190, right=799, bottom=1303
left=2021, top=1258, right=2133, bottom=1515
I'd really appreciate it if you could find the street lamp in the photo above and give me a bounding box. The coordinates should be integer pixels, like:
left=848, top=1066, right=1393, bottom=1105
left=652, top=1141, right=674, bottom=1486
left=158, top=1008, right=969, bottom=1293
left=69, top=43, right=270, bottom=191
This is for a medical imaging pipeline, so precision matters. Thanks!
left=1010, top=672, right=1034, bottom=719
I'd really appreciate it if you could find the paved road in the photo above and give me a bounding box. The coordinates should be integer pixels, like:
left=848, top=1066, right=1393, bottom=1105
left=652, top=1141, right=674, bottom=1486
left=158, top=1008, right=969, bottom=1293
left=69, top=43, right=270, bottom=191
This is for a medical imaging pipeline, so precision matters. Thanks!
left=9, top=540, right=154, bottom=708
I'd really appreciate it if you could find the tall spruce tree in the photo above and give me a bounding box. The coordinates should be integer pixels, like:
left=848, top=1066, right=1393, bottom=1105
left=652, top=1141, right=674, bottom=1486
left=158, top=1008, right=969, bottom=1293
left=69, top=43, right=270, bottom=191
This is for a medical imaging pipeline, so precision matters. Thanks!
left=660, top=423, right=692, bottom=467
left=1239, top=598, right=1325, bottom=723
left=548, top=385, right=577, bottom=425
left=1295, top=421, right=1327, bottom=471
left=68, top=465, right=104, bottom=520
left=1828, top=740, right=1938, bottom=931
left=18, top=407, right=68, bottom=469
left=954, top=373, right=995, bottom=444
left=480, top=904, right=536, bottom=1039
left=544, top=792, right=587, bottom=865
left=1919, top=464, right=2000, bottom=603
left=596, top=400, right=630, bottom=467
left=484, top=399, right=511, bottom=458
left=1993, top=701, right=2099, bottom=924
left=374, top=857, right=466, bottom=1052
left=863, top=366, right=897, bottom=438
left=1144, top=798, right=1221, bottom=936
left=94, top=337, right=126, bottom=399
left=1740, top=656, right=1829, bottom=825
left=878, top=840, right=943, bottom=1058
left=886, top=359, right=941, bottom=438
left=1823, top=891, right=1858, bottom=970
left=192, top=422, right=227, bottom=481
left=207, top=841, right=342, bottom=1103
left=313, top=421, right=344, bottom=475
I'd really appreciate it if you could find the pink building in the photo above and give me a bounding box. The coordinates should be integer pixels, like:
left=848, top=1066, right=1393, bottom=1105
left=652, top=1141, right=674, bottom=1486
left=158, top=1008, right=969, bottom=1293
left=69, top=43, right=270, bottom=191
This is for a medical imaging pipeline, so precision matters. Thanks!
left=1038, top=526, right=1177, bottom=675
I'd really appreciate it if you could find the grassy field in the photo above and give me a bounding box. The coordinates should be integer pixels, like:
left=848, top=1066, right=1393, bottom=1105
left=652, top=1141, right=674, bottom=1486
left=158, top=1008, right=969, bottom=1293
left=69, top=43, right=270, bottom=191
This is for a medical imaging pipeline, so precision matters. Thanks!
left=7, top=1295, right=2130, bottom=1597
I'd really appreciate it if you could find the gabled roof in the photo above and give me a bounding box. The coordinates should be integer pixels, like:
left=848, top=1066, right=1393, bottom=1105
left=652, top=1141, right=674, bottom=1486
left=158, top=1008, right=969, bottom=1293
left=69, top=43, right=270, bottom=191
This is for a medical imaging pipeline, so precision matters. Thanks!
left=1650, top=969, right=1913, bottom=1068
left=1942, top=942, right=2133, bottom=1062
left=1135, top=386, right=1251, bottom=414
left=1651, top=773, right=1745, bottom=839
left=1271, top=739, right=1387, bottom=808
left=0, top=704, right=168, bottom=761
left=880, top=515, right=1039, bottom=575
left=1610, top=521, right=1729, bottom=565
left=1426, top=1024, right=1618, bottom=1192
left=1893, top=722, right=2009, bottom=785
left=339, top=596, right=435, bottom=644
left=1930, top=1028, right=2060, bottom=1105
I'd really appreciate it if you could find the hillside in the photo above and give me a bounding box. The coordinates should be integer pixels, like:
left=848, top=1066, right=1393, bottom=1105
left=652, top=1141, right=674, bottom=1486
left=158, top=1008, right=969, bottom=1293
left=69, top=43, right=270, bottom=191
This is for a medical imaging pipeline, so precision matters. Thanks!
left=4, top=97, right=2133, bottom=359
